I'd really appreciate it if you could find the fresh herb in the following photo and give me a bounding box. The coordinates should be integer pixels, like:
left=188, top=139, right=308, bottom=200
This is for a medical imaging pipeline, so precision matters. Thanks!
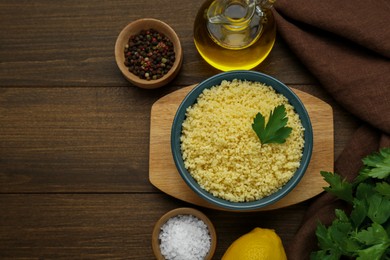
left=252, top=104, right=292, bottom=145
left=311, top=148, right=390, bottom=260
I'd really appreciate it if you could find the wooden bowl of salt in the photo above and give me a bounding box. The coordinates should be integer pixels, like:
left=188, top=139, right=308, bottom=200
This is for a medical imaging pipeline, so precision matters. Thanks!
left=152, top=207, right=217, bottom=260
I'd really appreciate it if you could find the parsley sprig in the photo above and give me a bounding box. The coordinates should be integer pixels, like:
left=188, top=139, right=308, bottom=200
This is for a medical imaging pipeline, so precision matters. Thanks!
left=252, top=104, right=292, bottom=145
left=311, top=148, right=390, bottom=260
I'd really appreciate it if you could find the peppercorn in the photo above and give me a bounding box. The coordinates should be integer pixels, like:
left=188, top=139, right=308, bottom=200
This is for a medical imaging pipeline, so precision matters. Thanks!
left=124, top=29, right=176, bottom=81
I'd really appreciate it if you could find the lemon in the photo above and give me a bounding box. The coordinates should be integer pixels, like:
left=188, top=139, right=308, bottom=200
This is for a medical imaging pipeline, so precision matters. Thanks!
left=222, top=227, right=287, bottom=260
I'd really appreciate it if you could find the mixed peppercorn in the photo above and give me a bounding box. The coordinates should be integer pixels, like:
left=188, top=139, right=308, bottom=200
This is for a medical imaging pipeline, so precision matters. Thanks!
left=124, top=29, right=175, bottom=80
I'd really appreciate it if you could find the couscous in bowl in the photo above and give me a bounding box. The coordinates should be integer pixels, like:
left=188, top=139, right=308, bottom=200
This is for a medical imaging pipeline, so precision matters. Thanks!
left=171, top=71, right=313, bottom=211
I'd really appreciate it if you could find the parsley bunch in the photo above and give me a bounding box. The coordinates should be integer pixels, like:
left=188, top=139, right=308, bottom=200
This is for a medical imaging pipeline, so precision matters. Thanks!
left=311, top=148, right=390, bottom=260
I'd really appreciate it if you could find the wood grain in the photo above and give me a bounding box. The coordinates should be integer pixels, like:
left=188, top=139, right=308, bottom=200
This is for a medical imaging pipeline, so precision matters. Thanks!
left=0, top=194, right=309, bottom=259
left=149, top=85, right=333, bottom=210
left=0, top=0, right=316, bottom=87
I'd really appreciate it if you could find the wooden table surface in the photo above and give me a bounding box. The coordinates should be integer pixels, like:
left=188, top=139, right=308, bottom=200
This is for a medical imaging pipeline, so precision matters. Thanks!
left=0, top=1, right=360, bottom=259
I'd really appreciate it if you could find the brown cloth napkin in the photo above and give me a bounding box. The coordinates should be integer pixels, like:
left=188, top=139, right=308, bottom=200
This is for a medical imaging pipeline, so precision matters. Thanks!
left=272, top=0, right=390, bottom=259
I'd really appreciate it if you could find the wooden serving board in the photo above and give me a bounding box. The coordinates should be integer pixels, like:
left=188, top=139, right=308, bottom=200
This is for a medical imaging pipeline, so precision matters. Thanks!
left=149, top=85, right=334, bottom=211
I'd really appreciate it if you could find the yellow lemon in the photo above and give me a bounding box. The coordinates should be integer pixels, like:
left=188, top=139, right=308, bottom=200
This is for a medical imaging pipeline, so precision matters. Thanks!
left=222, top=227, right=287, bottom=260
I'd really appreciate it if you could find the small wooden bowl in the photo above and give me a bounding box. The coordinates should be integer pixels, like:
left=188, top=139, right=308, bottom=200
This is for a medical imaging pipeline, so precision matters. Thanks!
left=115, top=18, right=183, bottom=89
left=152, top=207, right=217, bottom=260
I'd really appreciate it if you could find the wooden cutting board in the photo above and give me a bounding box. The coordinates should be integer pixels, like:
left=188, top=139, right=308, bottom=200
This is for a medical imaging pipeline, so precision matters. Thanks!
left=149, top=85, right=334, bottom=211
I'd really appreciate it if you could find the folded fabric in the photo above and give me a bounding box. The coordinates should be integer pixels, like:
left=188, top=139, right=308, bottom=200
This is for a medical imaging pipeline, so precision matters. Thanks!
left=272, top=0, right=390, bottom=259
left=274, top=0, right=390, bottom=58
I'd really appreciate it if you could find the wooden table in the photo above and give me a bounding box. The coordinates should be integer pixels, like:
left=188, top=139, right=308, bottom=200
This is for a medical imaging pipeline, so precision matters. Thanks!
left=0, top=1, right=359, bottom=259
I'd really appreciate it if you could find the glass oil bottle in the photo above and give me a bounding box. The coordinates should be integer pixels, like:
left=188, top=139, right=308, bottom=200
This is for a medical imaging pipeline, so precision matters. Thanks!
left=194, top=0, right=276, bottom=71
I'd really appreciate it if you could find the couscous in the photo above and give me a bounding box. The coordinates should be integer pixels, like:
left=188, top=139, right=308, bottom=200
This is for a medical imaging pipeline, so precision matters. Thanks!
left=180, top=79, right=305, bottom=202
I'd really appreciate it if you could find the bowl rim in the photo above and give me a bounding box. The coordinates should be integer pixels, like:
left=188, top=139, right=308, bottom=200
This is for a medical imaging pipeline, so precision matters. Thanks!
left=171, top=70, right=313, bottom=211
left=114, top=18, right=183, bottom=89
left=151, top=207, right=217, bottom=260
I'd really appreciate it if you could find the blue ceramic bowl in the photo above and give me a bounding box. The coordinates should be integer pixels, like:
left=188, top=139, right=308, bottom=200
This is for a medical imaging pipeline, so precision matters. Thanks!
left=171, top=71, right=313, bottom=211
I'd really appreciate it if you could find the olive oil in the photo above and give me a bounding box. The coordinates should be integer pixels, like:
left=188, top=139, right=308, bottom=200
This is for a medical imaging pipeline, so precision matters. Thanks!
left=193, top=0, right=276, bottom=71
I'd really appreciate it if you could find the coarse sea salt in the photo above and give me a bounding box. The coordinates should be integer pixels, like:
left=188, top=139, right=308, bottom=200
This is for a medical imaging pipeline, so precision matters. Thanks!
left=159, top=214, right=211, bottom=260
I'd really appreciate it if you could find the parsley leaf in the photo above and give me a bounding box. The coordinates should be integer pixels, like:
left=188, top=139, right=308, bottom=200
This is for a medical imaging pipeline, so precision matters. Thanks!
left=320, top=171, right=353, bottom=203
left=367, top=193, right=390, bottom=224
left=361, top=148, right=390, bottom=179
left=313, top=210, right=360, bottom=259
left=350, top=199, right=367, bottom=228
left=357, top=244, right=390, bottom=260
left=354, top=222, right=389, bottom=247
left=375, top=182, right=390, bottom=198
left=251, top=105, right=292, bottom=145
left=315, top=222, right=336, bottom=252
left=354, top=223, right=390, bottom=260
